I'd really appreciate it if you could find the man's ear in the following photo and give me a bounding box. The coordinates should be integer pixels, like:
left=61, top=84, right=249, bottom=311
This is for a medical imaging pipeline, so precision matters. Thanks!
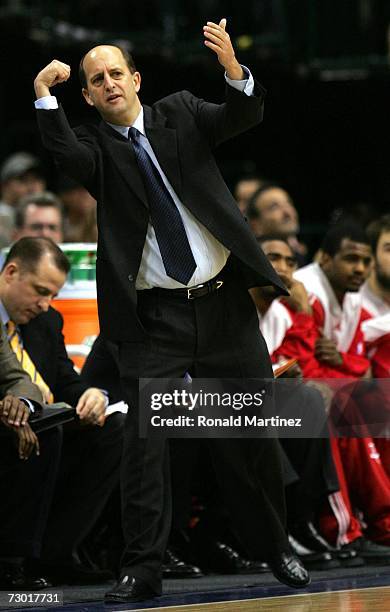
left=82, top=88, right=94, bottom=107
left=320, top=251, right=332, bottom=271
left=3, top=262, right=19, bottom=284
left=132, top=71, right=141, bottom=93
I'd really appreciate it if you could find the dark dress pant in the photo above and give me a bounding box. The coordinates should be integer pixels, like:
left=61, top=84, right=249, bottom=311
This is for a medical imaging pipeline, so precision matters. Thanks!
left=118, top=264, right=289, bottom=592
left=0, top=426, right=62, bottom=559
left=41, top=413, right=124, bottom=561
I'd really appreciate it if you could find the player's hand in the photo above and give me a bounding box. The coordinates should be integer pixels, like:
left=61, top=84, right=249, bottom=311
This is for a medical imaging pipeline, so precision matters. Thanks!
left=16, top=423, right=40, bottom=460
left=203, top=19, right=244, bottom=80
left=315, top=336, right=343, bottom=366
left=34, top=60, right=71, bottom=98
left=76, top=387, right=107, bottom=426
left=0, top=394, right=29, bottom=428
left=284, top=279, right=312, bottom=314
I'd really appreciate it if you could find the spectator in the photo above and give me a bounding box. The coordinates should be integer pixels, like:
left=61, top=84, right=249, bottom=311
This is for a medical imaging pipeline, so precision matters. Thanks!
left=0, top=152, right=46, bottom=248
left=0, top=237, right=123, bottom=585
left=247, top=183, right=307, bottom=266
left=234, top=175, right=263, bottom=215
left=57, top=176, right=97, bottom=242
left=14, top=192, right=64, bottom=244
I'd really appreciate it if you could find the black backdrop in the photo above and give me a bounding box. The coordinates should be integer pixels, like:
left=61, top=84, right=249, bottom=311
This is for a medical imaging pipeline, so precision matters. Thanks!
left=0, top=1, right=389, bottom=250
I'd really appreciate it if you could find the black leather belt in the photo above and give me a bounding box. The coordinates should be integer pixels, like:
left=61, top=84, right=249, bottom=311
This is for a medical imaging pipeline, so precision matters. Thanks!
left=147, top=278, right=224, bottom=300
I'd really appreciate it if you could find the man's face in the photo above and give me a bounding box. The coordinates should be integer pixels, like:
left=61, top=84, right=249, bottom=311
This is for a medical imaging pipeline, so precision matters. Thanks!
left=321, top=238, right=372, bottom=294
left=251, top=188, right=299, bottom=237
left=2, top=253, right=66, bottom=325
left=15, top=204, right=63, bottom=243
left=82, top=46, right=141, bottom=124
left=235, top=179, right=261, bottom=214
left=261, top=239, right=297, bottom=295
left=374, top=230, right=390, bottom=291
left=2, top=172, right=46, bottom=206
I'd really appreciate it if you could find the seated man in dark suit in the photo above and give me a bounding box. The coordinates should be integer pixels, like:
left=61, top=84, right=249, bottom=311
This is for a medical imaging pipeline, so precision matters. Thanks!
left=0, top=237, right=124, bottom=585
left=0, top=323, right=58, bottom=590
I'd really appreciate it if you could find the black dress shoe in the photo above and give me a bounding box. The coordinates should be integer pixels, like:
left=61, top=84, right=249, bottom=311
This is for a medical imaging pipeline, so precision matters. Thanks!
left=163, top=548, right=203, bottom=579
left=268, top=552, right=311, bottom=588
left=0, top=562, right=51, bottom=590
left=334, top=547, right=365, bottom=567
left=289, top=521, right=336, bottom=553
left=341, top=537, right=390, bottom=565
left=105, top=575, right=159, bottom=603
left=289, top=536, right=340, bottom=571
left=193, top=540, right=268, bottom=575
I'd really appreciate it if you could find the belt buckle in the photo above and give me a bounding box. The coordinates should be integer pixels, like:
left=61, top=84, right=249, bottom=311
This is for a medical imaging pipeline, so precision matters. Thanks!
left=187, top=284, right=204, bottom=300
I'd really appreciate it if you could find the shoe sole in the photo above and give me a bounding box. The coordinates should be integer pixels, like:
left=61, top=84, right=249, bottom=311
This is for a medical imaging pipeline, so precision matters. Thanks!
left=270, top=570, right=311, bottom=589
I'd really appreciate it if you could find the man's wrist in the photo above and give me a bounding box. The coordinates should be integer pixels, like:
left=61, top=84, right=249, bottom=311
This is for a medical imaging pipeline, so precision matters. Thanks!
left=225, top=59, right=244, bottom=81
left=34, top=80, right=51, bottom=99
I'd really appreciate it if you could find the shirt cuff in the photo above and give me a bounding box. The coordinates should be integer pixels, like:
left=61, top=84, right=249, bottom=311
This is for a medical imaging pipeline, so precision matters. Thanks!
left=225, top=65, right=254, bottom=97
left=35, top=96, right=59, bottom=110
left=99, top=389, right=110, bottom=409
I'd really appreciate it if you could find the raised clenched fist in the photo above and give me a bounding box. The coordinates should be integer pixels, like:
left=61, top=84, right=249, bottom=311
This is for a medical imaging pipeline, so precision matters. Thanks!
left=34, top=59, right=71, bottom=98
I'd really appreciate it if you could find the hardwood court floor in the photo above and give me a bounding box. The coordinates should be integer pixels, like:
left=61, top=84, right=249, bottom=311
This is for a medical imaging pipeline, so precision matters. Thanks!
left=129, top=585, right=390, bottom=612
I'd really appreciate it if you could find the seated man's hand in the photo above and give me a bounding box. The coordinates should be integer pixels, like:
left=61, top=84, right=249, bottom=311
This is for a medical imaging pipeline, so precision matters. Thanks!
left=17, top=423, right=40, bottom=460
left=76, top=388, right=107, bottom=426
left=0, top=394, right=30, bottom=428
left=283, top=279, right=312, bottom=315
left=315, top=336, right=343, bottom=367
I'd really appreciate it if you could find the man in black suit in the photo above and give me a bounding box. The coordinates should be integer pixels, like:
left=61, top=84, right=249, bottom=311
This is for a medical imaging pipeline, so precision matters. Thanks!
left=0, top=237, right=123, bottom=584
left=34, top=18, right=309, bottom=601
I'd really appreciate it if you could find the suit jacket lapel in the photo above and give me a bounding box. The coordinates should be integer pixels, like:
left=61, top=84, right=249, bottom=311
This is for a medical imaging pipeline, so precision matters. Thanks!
left=144, top=106, right=182, bottom=200
left=100, top=107, right=182, bottom=206
left=100, top=121, right=149, bottom=209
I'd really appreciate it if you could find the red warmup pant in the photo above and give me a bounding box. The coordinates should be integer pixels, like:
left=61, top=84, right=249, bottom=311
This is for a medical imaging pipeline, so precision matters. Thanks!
left=319, top=382, right=390, bottom=545
left=376, top=438, right=390, bottom=480
left=319, top=436, right=390, bottom=545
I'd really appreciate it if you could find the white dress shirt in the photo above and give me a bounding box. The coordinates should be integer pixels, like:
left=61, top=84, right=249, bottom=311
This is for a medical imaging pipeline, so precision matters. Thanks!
left=35, top=67, right=254, bottom=289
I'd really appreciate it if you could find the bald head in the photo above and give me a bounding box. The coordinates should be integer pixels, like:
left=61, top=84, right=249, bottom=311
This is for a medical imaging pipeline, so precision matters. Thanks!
left=80, top=45, right=141, bottom=125
left=79, top=45, right=137, bottom=88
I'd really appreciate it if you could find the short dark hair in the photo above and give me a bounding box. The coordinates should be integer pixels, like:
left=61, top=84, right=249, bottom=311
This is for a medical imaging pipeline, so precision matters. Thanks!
left=257, top=234, right=291, bottom=249
left=321, top=223, right=370, bottom=257
left=247, top=183, right=285, bottom=220
left=3, top=237, right=70, bottom=276
left=367, top=214, right=390, bottom=255
left=15, top=192, right=63, bottom=230
left=79, top=45, right=137, bottom=88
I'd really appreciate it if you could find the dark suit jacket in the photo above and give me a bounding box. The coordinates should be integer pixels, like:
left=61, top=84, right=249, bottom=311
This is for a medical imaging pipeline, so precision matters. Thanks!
left=20, top=307, right=89, bottom=407
left=0, top=324, right=42, bottom=403
left=37, top=81, right=287, bottom=341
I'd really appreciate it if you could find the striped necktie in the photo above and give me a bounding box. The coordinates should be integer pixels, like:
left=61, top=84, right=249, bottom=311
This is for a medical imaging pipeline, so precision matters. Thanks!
left=6, top=320, right=54, bottom=404
left=128, top=126, right=197, bottom=285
